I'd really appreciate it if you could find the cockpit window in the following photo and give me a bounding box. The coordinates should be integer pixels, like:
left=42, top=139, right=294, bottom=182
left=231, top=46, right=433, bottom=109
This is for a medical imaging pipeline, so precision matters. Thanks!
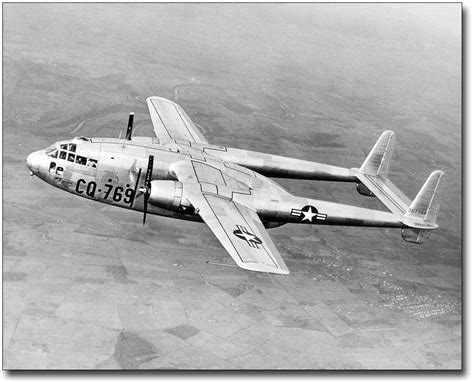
left=86, top=159, right=97, bottom=168
left=46, top=147, right=58, bottom=158
left=76, top=155, right=87, bottom=165
left=55, top=141, right=97, bottom=169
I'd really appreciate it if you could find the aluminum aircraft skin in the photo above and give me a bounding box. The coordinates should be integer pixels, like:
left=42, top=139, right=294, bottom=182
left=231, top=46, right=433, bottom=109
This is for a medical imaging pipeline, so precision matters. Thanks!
left=26, top=97, right=444, bottom=274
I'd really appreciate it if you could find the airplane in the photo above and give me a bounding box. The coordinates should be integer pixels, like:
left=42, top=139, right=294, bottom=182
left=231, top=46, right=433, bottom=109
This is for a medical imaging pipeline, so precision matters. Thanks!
left=26, top=96, right=444, bottom=275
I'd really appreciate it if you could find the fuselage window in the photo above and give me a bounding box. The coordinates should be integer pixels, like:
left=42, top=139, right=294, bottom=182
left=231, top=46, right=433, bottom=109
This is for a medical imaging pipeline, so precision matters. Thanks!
left=68, top=143, right=76, bottom=152
left=60, top=144, right=68, bottom=150
left=87, top=159, right=98, bottom=168
left=59, top=151, right=67, bottom=160
left=56, top=167, right=64, bottom=176
left=76, top=155, right=87, bottom=165
left=68, top=153, right=75, bottom=162
left=49, top=162, right=56, bottom=173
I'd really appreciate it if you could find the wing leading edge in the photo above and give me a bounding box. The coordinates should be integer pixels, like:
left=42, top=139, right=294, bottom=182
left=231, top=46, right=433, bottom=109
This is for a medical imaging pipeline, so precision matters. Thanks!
left=147, top=96, right=208, bottom=144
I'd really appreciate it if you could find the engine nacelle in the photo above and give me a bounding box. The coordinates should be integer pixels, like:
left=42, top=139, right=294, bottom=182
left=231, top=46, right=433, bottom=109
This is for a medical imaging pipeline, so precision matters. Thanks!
left=148, top=180, right=192, bottom=212
left=356, top=182, right=376, bottom=197
left=262, top=221, right=286, bottom=229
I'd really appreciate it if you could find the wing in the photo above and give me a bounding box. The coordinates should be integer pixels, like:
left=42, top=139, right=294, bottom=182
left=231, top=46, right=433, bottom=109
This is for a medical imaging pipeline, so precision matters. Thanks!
left=171, top=161, right=289, bottom=274
left=146, top=96, right=208, bottom=143
left=191, top=192, right=289, bottom=274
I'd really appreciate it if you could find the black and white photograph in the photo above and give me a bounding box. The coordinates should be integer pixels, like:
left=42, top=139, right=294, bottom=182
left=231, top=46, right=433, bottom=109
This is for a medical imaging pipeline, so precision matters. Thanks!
left=3, top=2, right=461, bottom=370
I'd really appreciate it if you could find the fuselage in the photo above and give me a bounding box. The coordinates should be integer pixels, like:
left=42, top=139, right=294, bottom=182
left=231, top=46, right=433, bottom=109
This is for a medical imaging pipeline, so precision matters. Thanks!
left=26, top=136, right=291, bottom=223
left=26, top=136, right=404, bottom=229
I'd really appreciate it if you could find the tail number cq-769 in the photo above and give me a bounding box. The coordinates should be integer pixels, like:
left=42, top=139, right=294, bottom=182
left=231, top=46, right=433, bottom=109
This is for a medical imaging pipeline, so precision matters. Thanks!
left=75, top=179, right=135, bottom=204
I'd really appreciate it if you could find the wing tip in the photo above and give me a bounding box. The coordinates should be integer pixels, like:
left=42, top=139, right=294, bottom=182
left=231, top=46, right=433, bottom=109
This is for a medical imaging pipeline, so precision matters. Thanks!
left=147, top=96, right=175, bottom=105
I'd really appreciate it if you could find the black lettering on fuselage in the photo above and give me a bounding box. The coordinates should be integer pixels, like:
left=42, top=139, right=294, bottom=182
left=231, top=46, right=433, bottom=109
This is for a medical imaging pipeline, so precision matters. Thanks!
left=75, top=179, right=86, bottom=194
left=112, top=186, right=124, bottom=202
left=86, top=181, right=97, bottom=197
left=74, top=177, right=136, bottom=205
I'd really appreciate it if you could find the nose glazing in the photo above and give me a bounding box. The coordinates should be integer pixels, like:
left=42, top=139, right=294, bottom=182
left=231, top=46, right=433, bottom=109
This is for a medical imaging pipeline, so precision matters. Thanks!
left=26, top=150, right=42, bottom=175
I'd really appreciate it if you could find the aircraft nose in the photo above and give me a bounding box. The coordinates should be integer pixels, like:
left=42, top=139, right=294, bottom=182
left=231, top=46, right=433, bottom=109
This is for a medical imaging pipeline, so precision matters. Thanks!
left=26, top=150, right=42, bottom=175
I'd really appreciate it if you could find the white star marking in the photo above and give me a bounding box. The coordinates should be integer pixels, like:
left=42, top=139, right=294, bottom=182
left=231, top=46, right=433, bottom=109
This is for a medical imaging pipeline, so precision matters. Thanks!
left=240, top=231, right=257, bottom=242
left=301, top=207, right=317, bottom=222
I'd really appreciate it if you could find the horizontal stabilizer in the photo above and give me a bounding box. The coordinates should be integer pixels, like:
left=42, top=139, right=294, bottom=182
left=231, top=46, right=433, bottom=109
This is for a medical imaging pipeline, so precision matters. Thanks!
left=356, top=173, right=411, bottom=217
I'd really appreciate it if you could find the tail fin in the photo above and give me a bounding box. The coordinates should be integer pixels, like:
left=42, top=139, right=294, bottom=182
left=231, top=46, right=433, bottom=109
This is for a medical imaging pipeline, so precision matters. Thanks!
left=356, top=131, right=411, bottom=217
left=359, top=130, right=395, bottom=178
left=400, top=170, right=444, bottom=244
left=402, top=170, right=444, bottom=227
left=355, top=131, right=444, bottom=244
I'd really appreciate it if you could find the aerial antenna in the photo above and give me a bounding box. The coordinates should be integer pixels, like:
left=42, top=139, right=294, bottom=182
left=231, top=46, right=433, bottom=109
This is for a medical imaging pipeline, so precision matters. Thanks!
left=125, top=112, right=134, bottom=140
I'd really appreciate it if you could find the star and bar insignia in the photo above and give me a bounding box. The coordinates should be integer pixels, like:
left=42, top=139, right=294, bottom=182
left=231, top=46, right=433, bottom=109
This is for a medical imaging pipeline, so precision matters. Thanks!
left=233, top=225, right=263, bottom=248
left=291, top=205, right=327, bottom=223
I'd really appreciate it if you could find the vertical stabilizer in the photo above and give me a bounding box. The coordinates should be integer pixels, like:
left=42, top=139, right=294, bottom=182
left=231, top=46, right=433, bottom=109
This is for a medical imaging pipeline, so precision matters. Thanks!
left=356, top=131, right=411, bottom=217
left=359, top=130, right=395, bottom=178
left=404, top=170, right=444, bottom=226
left=401, top=171, right=444, bottom=244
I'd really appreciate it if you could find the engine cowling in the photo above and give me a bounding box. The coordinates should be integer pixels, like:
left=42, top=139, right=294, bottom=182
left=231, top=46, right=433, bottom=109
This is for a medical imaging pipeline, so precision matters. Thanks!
left=262, top=221, right=286, bottom=229
left=148, top=180, right=191, bottom=212
left=356, top=182, right=375, bottom=197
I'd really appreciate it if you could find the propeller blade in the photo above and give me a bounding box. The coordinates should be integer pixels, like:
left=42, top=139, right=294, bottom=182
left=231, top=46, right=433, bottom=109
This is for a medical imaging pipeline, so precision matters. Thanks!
left=145, top=155, right=154, bottom=188
left=126, top=112, right=134, bottom=140
left=143, top=193, right=148, bottom=225
left=142, top=155, right=154, bottom=225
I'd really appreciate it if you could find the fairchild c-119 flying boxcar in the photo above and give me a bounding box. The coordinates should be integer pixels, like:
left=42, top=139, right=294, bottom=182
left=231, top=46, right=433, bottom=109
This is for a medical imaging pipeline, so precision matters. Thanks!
left=27, top=96, right=444, bottom=274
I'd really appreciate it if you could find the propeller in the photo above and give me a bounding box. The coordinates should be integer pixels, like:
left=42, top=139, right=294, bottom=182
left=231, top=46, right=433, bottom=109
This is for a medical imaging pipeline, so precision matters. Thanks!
left=125, top=112, right=134, bottom=140
left=140, top=154, right=154, bottom=225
